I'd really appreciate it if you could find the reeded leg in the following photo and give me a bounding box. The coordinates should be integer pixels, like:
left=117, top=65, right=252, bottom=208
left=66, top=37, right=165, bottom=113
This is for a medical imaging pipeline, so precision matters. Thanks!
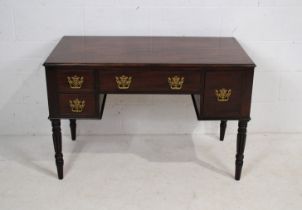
left=70, top=119, right=76, bottom=141
left=235, top=120, right=248, bottom=181
left=220, top=120, right=227, bottom=141
left=51, top=119, right=64, bottom=180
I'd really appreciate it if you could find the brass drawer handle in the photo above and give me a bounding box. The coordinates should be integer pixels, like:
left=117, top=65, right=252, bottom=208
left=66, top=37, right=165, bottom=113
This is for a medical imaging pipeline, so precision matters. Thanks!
left=168, top=75, right=184, bottom=90
left=116, top=75, right=132, bottom=89
left=69, top=98, right=85, bottom=113
left=67, top=75, right=84, bottom=89
left=215, top=88, right=232, bottom=102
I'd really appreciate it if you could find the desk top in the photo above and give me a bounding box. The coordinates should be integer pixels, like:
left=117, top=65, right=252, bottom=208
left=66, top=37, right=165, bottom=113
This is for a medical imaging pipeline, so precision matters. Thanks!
left=44, top=36, right=255, bottom=67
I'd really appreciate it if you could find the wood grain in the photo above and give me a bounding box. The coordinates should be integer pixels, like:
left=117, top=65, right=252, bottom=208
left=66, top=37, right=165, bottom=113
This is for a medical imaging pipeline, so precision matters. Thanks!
left=44, top=36, right=255, bottom=67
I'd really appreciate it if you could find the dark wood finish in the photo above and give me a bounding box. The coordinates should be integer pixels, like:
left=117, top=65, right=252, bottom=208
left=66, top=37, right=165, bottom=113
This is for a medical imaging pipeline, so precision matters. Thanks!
left=57, top=70, right=94, bottom=92
left=45, top=69, right=59, bottom=118
left=44, top=36, right=254, bottom=66
left=203, top=71, right=243, bottom=118
left=44, top=36, right=255, bottom=180
left=99, top=70, right=201, bottom=93
left=51, top=119, right=64, bottom=180
left=220, top=120, right=227, bottom=141
left=70, top=119, right=76, bottom=141
left=235, top=120, right=249, bottom=180
left=241, top=70, right=255, bottom=116
left=58, top=93, right=97, bottom=117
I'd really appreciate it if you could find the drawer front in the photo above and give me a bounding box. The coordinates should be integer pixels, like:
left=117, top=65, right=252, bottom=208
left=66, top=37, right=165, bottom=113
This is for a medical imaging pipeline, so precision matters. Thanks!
left=57, top=70, right=95, bottom=92
left=99, top=70, right=201, bottom=93
left=203, top=71, right=243, bottom=117
left=58, top=94, right=97, bottom=117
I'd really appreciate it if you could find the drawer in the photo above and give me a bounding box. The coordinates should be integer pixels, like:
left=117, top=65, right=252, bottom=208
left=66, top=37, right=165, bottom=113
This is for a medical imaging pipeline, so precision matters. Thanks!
left=99, top=70, right=201, bottom=93
left=203, top=71, right=243, bottom=117
left=56, top=70, right=95, bottom=92
left=58, top=93, right=97, bottom=117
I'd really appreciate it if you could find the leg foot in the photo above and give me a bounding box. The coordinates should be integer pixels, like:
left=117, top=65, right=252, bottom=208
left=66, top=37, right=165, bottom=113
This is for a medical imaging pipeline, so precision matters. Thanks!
left=220, top=120, right=227, bottom=141
left=235, top=120, right=248, bottom=181
left=51, top=119, right=64, bottom=180
left=70, top=119, right=76, bottom=141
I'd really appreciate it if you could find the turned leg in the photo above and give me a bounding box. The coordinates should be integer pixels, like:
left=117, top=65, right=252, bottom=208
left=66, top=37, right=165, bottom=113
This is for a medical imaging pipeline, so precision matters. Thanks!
left=235, top=120, right=248, bottom=181
left=220, top=120, right=227, bottom=141
left=70, top=119, right=76, bottom=141
left=51, top=119, right=64, bottom=180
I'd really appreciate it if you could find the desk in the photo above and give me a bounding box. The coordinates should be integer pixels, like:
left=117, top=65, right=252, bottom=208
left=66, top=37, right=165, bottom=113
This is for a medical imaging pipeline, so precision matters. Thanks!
left=44, top=36, right=255, bottom=180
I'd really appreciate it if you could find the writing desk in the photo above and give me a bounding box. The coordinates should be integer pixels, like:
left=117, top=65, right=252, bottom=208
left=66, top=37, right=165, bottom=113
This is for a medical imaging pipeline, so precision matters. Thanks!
left=44, top=36, right=255, bottom=180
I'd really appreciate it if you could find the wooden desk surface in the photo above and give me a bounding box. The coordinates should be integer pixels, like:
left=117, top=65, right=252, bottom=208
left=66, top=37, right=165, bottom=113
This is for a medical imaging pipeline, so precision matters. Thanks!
left=44, top=36, right=255, bottom=67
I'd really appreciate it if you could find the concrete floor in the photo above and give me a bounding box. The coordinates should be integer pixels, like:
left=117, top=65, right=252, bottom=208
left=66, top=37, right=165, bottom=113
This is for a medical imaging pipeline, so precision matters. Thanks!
left=0, top=134, right=301, bottom=210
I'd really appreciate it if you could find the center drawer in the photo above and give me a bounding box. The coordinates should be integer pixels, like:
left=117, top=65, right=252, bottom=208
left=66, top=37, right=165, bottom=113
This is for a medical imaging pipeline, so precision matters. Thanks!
left=99, top=70, right=201, bottom=93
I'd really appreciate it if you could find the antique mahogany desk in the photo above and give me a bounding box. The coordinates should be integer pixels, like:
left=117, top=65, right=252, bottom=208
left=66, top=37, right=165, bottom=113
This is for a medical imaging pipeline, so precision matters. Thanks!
left=44, top=36, right=255, bottom=181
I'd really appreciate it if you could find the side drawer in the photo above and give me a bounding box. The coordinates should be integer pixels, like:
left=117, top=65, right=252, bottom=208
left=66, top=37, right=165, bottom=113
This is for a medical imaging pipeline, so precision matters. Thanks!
left=99, top=70, right=201, bottom=93
left=56, top=70, right=95, bottom=92
left=203, top=71, right=243, bottom=117
left=58, top=93, right=97, bottom=117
